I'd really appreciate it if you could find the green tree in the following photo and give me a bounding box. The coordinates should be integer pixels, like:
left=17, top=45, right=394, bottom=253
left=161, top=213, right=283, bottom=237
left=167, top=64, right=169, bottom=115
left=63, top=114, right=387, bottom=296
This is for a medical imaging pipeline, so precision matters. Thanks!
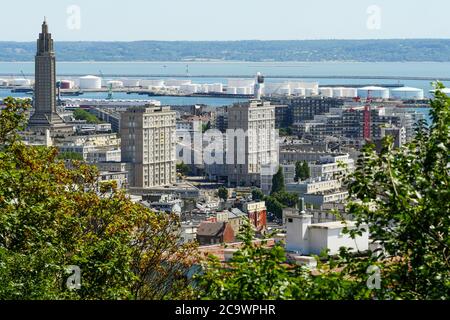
left=176, top=161, right=190, bottom=176
left=271, top=167, right=285, bottom=195
left=202, top=121, right=211, bottom=133
left=218, top=187, right=228, bottom=201
left=251, top=189, right=265, bottom=201
left=0, top=97, right=198, bottom=300
left=264, top=196, right=284, bottom=218
left=278, top=127, right=292, bottom=137
left=341, top=82, right=450, bottom=299
left=57, top=151, right=84, bottom=161
left=73, top=108, right=101, bottom=124
left=295, top=161, right=310, bottom=182
left=272, top=191, right=299, bottom=209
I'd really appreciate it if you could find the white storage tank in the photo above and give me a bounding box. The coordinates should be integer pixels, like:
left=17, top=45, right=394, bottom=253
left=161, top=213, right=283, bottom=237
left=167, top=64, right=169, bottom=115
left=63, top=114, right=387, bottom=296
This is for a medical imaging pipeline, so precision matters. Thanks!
left=122, top=79, right=140, bottom=87
left=236, top=87, right=249, bottom=95
left=228, top=79, right=255, bottom=88
left=180, top=84, right=199, bottom=94
left=332, top=88, right=343, bottom=98
left=227, top=87, right=237, bottom=95
left=278, top=87, right=291, bottom=95
left=210, top=83, right=223, bottom=93
left=320, top=87, right=333, bottom=97
left=165, top=79, right=191, bottom=87
left=305, top=88, right=315, bottom=97
left=140, top=79, right=165, bottom=87
left=390, top=87, right=424, bottom=100
left=79, top=75, right=102, bottom=90
left=10, top=79, right=31, bottom=86
left=341, top=87, right=358, bottom=98
left=357, top=86, right=389, bottom=99
left=107, top=80, right=123, bottom=88
left=292, top=88, right=306, bottom=96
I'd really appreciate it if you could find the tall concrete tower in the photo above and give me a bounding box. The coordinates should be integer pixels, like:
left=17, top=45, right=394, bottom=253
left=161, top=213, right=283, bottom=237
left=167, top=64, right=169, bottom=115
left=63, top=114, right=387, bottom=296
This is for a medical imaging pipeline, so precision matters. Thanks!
left=28, top=18, right=67, bottom=131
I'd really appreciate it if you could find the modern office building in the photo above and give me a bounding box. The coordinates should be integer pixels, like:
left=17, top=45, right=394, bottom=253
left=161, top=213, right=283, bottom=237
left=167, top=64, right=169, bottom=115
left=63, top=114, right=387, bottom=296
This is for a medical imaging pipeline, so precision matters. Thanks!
left=28, top=19, right=72, bottom=133
left=226, top=100, right=278, bottom=187
left=121, top=106, right=177, bottom=188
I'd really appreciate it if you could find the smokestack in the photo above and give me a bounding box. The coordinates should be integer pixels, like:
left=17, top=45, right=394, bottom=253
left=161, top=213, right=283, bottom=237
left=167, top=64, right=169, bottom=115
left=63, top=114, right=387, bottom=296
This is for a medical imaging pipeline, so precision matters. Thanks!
left=298, top=197, right=306, bottom=214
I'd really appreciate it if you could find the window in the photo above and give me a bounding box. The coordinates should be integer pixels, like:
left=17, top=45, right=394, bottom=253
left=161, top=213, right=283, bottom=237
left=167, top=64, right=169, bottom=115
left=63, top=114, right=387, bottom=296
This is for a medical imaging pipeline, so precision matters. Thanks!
left=288, top=218, right=293, bottom=223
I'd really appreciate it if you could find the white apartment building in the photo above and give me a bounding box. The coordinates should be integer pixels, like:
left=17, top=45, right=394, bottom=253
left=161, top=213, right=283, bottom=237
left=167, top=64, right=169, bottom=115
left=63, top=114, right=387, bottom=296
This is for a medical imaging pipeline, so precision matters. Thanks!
left=310, top=154, right=354, bottom=180
left=284, top=209, right=369, bottom=256
left=121, top=106, right=177, bottom=188
left=286, top=178, right=346, bottom=207
left=287, top=178, right=341, bottom=195
left=227, top=100, right=279, bottom=187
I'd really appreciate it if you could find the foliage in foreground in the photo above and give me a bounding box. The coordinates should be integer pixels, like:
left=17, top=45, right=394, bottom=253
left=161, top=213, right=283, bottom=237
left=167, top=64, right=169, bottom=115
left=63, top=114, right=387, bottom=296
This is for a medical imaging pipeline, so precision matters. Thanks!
left=0, top=97, right=198, bottom=300
left=197, top=83, right=450, bottom=300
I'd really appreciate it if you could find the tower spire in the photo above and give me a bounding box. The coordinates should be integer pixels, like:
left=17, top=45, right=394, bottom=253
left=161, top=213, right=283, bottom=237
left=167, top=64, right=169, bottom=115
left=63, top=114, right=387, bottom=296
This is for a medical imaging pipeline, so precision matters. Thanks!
left=28, top=19, right=70, bottom=132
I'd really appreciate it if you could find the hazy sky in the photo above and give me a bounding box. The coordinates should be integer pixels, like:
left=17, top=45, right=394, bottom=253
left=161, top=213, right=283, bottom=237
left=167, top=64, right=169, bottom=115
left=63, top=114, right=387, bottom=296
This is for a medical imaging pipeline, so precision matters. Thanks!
left=0, top=0, right=449, bottom=41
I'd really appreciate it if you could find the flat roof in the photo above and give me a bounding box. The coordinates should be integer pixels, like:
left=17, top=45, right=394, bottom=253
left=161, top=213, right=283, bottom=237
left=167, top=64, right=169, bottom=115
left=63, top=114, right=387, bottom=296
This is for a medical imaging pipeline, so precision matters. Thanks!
left=309, top=220, right=362, bottom=230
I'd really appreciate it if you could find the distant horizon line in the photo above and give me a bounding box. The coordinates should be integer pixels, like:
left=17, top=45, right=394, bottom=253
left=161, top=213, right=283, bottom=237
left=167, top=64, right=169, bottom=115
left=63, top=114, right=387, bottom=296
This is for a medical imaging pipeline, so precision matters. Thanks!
left=2, top=38, right=450, bottom=43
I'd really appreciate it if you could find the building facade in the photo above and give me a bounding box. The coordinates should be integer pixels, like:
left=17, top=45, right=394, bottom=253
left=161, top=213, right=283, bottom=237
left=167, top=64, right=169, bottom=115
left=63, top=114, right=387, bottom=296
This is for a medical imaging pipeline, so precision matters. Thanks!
left=121, top=106, right=177, bottom=188
left=226, top=100, right=278, bottom=187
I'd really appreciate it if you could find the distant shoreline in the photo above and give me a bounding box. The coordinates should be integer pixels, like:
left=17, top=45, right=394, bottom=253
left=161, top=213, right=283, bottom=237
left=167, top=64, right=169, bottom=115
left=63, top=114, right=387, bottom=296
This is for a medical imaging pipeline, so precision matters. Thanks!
left=1, top=60, right=450, bottom=63
left=2, top=39, right=450, bottom=63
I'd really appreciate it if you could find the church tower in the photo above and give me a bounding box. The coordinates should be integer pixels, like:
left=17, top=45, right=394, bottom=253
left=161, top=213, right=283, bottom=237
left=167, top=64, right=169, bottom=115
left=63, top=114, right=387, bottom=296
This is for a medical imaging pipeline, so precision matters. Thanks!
left=28, top=18, right=69, bottom=132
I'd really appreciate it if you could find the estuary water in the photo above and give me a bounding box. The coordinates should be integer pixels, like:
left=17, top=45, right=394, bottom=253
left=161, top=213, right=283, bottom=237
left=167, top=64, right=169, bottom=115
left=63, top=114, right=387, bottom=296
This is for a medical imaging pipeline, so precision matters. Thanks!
left=1, top=61, right=449, bottom=108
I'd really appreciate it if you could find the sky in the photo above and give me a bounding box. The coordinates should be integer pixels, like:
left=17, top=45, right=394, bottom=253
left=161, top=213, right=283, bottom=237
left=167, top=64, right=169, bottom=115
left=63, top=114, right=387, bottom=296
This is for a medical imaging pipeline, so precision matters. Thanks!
left=0, top=0, right=449, bottom=41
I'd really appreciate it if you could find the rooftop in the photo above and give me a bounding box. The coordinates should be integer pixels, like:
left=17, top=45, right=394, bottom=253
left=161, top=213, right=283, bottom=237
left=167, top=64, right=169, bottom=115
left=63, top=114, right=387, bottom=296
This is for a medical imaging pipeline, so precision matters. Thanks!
left=308, top=220, right=366, bottom=230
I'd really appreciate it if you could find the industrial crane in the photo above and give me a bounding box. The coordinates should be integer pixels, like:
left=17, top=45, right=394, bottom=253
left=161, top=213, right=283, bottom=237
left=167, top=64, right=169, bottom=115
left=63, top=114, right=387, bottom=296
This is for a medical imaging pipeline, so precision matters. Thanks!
left=99, top=70, right=113, bottom=100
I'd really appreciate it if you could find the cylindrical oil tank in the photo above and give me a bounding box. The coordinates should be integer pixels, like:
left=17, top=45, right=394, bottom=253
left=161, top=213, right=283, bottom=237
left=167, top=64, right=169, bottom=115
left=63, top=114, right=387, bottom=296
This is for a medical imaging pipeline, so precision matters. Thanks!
left=107, top=80, right=123, bottom=88
left=332, top=88, right=343, bottom=98
left=140, top=79, right=165, bottom=87
left=228, top=79, right=255, bottom=88
left=10, top=78, right=31, bottom=86
left=236, top=87, right=249, bottom=95
left=165, top=79, right=191, bottom=87
left=292, top=88, right=306, bottom=96
left=357, top=86, right=389, bottom=99
left=305, top=88, right=315, bottom=97
left=278, top=87, right=291, bottom=95
left=79, top=75, right=102, bottom=89
left=122, top=79, right=140, bottom=87
left=390, top=87, right=424, bottom=100
left=341, top=88, right=358, bottom=98
left=227, top=87, right=237, bottom=95
left=209, top=83, right=223, bottom=93
left=180, top=84, right=199, bottom=94
left=320, top=87, right=333, bottom=97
